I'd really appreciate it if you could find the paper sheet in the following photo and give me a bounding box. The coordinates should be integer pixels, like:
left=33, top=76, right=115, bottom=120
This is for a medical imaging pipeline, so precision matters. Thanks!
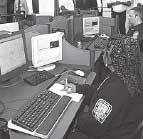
left=49, top=83, right=83, bottom=102
left=39, top=0, right=54, bottom=16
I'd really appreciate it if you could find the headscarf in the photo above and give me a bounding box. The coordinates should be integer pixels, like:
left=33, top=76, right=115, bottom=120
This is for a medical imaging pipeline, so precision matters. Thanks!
left=107, top=34, right=142, bottom=96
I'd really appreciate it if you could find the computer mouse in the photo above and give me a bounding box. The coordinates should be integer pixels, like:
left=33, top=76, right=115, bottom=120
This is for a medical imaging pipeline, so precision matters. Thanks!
left=74, top=70, right=85, bottom=77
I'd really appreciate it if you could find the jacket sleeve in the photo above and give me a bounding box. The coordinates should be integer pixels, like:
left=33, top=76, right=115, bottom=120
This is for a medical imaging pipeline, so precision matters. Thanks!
left=76, top=84, right=94, bottom=102
left=93, top=51, right=111, bottom=87
left=76, top=79, right=129, bottom=138
left=75, top=52, right=111, bottom=103
left=74, top=52, right=105, bottom=96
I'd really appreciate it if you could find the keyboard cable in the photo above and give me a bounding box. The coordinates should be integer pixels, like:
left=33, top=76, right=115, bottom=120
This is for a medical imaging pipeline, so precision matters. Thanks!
left=0, top=100, right=5, bottom=115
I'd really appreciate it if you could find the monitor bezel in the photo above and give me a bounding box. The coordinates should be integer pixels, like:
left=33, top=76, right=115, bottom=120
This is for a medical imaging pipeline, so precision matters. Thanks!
left=0, top=30, right=28, bottom=83
left=82, top=16, right=99, bottom=36
left=31, top=32, right=63, bottom=68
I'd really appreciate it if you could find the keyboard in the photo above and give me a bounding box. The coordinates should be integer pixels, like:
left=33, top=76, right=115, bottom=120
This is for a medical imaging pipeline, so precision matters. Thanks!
left=24, top=71, right=55, bottom=86
left=87, top=37, right=108, bottom=50
left=80, top=37, right=95, bottom=42
left=8, top=88, right=72, bottom=139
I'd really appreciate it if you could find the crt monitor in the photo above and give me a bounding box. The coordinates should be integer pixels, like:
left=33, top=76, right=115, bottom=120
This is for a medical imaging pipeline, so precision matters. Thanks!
left=0, top=31, right=28, bottom=86
left=75, top=0, right=98, bottom=10
left=82, top=16, right=99, bottom=37
left=31, top=32, right=64, bottom=71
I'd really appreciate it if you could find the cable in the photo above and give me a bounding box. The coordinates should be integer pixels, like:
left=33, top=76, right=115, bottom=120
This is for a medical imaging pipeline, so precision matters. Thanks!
left=0, top=100, right=5, bottom=115
left=0, top=97, right=29, bottom=115
left=0, top=78, right=23, bottom=88
left=55, top=69, right=74, bottom=77
left=2, top=98, right=29, bottom=116
left=55, top=69, right=84, bottom=77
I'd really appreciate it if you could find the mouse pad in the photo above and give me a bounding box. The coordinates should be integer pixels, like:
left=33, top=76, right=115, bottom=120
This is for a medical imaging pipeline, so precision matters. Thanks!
left=68, top=70, right=96, bottom=85
left=67, top=69, right=91, bottom=84
left=68, top=74, right=86, bottom=84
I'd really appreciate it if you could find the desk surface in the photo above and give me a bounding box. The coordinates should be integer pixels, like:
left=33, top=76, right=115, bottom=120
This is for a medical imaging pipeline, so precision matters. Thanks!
left=0, top=64, right=89, bottom=139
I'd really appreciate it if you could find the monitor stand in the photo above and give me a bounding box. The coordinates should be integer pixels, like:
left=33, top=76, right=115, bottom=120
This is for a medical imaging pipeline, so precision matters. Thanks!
left=0, top=76, right=22, bottom=88
left=36, top=64, right=56, bottom=71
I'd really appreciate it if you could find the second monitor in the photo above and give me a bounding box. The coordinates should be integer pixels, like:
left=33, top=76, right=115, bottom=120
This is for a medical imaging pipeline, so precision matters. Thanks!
left=0, top=31, right=28, bottom=87
left=82, top=16, right=99, bottom=37
left=31, top=32, right=64, bottom=71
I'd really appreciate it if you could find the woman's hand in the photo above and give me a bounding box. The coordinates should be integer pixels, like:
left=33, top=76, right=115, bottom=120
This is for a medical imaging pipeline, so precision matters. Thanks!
left=59, top=78, right=76, bottom=93
left=66, top=83, right=76, bottom=93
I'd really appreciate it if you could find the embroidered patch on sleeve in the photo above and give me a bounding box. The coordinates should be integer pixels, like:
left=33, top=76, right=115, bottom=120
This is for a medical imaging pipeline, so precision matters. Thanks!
left=92, top=99, right=112, bottom=124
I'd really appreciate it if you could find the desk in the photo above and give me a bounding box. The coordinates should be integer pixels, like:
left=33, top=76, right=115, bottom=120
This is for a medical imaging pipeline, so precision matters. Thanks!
left=0, top=63, right=91, bottom=139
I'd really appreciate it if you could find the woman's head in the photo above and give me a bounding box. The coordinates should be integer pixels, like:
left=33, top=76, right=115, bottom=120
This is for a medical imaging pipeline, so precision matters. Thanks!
left=104, top=35, right=142, bottom=96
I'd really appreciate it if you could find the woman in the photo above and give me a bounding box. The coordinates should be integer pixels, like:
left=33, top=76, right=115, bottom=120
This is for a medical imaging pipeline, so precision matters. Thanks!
left=66, top=35, right=143, bottom=139
left=14, top=0, right=29, bottom=14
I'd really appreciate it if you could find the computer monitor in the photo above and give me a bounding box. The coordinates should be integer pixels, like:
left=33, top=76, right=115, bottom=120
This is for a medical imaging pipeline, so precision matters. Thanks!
left=75, top=0, right=98, bottom=10
left=82, top=16, right=99, bottom=37
left=0, top=22, right=19, bottom=32
left=0, top=31, right=28, bottom=87
left=31, top=32, right=64, bottom=71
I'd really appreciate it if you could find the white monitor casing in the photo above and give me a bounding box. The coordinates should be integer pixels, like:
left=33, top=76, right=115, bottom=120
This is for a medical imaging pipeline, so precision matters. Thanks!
left=83, top=16, right=99, bottom=37
left=31, top=32, right=64, bottom=70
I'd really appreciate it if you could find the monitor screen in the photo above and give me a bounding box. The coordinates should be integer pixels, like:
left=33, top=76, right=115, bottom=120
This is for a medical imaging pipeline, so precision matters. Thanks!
left=0, top=31, right=28, bottom=84
left=83, top=16, right=99, bottom=37
left=31, top=32, right=64, bottom=70
left=75, top=0, right=97, bottom=10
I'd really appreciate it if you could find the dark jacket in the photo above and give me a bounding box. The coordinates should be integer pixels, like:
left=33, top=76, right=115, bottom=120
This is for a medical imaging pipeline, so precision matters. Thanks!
left=74, top=54, right=143, bottom=139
